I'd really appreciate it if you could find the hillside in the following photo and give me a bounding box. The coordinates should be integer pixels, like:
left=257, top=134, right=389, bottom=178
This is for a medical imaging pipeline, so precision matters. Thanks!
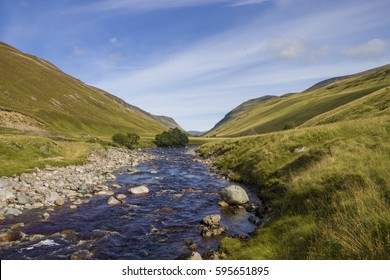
left=0, top=42, right=167, bottom=137
left=206, top=64, right=390, bottom=137
left=198, top=115, right=390, bottom=259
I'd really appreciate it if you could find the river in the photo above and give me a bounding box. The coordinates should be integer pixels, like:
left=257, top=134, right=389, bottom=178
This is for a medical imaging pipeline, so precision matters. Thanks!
left=0, top=147, right=259, bottom=259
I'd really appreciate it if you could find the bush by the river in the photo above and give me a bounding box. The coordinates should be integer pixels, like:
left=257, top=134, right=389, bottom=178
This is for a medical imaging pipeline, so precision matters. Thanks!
left=112, top=133, right=140, bottom=149
left=155, top=128, right=189, bottom=148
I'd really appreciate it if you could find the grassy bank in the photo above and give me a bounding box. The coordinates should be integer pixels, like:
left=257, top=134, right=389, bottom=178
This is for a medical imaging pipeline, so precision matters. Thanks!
left=197, top=116, right=390, bottom=259
left=0, top=134, right=98, bottom=176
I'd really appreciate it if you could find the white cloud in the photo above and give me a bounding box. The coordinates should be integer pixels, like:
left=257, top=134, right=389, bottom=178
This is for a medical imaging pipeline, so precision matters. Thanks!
left=341, top=39, right=388, bottom=59
left=266, top=37, right=307, bottom=59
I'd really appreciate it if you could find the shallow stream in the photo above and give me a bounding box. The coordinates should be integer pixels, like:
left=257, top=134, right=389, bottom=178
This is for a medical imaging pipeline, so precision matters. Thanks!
left=0, top=148, right=259, bottom=259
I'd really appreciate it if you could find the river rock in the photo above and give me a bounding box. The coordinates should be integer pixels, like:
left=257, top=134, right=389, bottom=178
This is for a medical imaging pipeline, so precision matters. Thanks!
left=0, top=189, right=15, bottom=201
left=0, top=232, right=14, bottom=242
left=78, top=184, right=92, bottom=194
left=45, top=191, right=60, bottom=204
left=202, top=214, right=221, bottom=226
left=3, top=207, right=22, bottom=216
left=0, top=178, right=10, bottom=188
left=201, top=226, right=227, bottom=237
left=42, top=212, right=50, bottom=220
left=220, top=185, right=249, bottom=205
left=128, top=185, right=149, bottom=195
left=116, top=194, right=127, bottom=201
left=69, top=250, right=93, bottom=260
left=16, top=193, right=30, bottom=205
left=19, top=173, right=35, bottom=185
left=107, top=196, right=121, bottom=206
left=188, top=252, right=203, bottom=260
left=218, top=201, right=229, bottom=208
left=55, top=197, right=65, bottom=206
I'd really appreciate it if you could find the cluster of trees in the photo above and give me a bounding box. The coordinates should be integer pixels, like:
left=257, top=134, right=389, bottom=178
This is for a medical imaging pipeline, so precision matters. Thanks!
left=154, top=127, right=189, bottom=147
left=112, top=128, right=188, bottom=149
left=112, top=132, right=140, bottom=149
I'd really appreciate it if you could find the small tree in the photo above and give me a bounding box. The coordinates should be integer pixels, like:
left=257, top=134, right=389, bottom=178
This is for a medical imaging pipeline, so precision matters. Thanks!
left=155, top=128, right=189, bottom=148
left=112, top=132, right=140, bottom=149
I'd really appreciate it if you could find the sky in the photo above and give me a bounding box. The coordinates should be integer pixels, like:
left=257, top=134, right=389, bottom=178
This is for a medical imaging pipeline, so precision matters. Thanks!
left=1, top=0, right=390, bottom=131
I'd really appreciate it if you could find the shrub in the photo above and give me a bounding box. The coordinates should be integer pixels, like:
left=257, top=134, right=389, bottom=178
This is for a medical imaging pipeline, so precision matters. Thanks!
left=112, top=132, right=140, bottom=149
left=283, top=121, right=296, bottom=130
left=155, top=127, right=189, bottom=148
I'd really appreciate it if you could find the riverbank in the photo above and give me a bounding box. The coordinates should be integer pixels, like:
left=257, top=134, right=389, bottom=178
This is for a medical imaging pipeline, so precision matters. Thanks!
left=197, top=116, right=390, bottom=259
left=0, top=146, right=153, bottom=220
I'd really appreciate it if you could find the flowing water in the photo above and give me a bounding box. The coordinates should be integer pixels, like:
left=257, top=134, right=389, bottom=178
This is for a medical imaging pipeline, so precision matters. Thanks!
left=0, top=148, right=259, bottom=259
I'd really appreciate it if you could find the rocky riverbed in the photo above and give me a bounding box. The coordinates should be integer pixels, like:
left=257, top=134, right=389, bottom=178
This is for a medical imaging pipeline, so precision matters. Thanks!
left=0, top=147, right=153, bottom=220
left=0, top=147, right=262, bottom=260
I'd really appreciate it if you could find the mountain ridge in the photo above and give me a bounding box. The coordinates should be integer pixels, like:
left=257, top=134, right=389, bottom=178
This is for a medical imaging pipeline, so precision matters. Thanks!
left=0, top=42, right=179, bottom=137
left=206, top=63, right=390, bottom=137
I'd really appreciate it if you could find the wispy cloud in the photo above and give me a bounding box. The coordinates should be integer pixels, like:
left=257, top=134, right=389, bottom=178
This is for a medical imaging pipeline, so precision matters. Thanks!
left=341, top=39, right=388, bottom=59
left=80, top=0, right=270, bottom=12
left=228, top=0, right=269, bottom=7
left=266, top=37, right=307, bottom=60
left=92, top=1, right=390, bottom=130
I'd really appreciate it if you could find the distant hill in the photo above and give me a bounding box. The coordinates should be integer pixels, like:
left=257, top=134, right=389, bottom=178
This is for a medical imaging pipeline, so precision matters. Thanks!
left=206, top=64, right=390, bottom=137
left=151, top=115, right=184, bottom=131
left=187, top=130, right=206, bottom=136
left=0, top=42, right=169, bottom=137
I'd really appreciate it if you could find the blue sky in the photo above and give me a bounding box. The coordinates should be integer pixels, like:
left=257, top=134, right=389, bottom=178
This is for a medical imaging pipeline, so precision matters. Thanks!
left=1, top=0, right=389, bottom=131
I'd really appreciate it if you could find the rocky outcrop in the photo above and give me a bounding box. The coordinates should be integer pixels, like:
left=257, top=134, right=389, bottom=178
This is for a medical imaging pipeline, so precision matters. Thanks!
left=220, top=185, right=249, bottom=205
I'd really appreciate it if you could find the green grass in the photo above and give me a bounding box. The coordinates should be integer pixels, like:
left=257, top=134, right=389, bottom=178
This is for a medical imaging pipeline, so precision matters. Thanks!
left=0, top=134, right=96, bottom=176
left=0, top=42, right=166, bottom=137
left=206, top=65, right=390, bottom=137
left=197, top=116, right=390, bottom=259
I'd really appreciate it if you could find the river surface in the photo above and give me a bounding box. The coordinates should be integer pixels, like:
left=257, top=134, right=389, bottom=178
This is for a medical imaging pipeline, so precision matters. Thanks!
left=0, top=148, right=259, bottom=259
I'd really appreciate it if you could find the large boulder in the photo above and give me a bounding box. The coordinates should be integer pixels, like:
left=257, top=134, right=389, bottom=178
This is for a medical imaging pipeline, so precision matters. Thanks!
left=220, top=185, right=249, bottom=205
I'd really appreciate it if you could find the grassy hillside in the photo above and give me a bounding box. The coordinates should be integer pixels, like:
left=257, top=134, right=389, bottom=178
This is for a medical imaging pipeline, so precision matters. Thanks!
left=197, top=115, right=390, bottom=259
left=0, top=42, right=166, bottom=137
left=206, top=64, right=390, bottom=137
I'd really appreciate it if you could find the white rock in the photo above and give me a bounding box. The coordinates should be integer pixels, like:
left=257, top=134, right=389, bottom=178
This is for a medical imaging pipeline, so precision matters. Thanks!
left=128, top=185, right=149, bottom=195
left=220, top=185, right=249, bottom=205
left=188, top=252, right=203, bottom=260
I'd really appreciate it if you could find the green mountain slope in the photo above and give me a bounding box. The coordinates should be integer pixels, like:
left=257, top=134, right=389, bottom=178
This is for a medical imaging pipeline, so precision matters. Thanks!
left=206, top=64, right=390, bottom=137
left=0, top=42, right=167, bottom=137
